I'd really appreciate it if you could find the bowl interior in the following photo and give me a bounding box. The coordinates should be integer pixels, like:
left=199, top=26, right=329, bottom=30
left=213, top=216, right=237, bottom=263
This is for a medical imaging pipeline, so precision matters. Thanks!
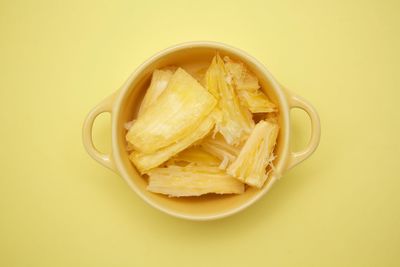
left=114, top=44, right=288, bottom=219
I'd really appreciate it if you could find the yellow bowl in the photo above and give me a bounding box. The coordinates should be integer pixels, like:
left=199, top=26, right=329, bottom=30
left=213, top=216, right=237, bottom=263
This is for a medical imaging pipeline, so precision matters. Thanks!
left=82, top=41, right=321, bottom=220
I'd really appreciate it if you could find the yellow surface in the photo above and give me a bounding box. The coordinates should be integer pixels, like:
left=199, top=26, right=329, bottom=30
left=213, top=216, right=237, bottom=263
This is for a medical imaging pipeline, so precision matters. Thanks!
left=0, top=0, right=399, bottom=266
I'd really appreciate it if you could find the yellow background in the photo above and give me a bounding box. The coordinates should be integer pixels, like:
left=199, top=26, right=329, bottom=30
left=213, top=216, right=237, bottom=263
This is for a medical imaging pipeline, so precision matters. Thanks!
left=1, top=0, right=399, bottom=266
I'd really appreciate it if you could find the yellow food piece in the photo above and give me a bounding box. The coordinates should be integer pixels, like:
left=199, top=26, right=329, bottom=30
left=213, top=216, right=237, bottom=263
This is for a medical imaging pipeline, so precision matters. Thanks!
left=237, top=90, right=277, bottom=113
left=138, top=69, right=174, bottom=116
left=129, top=113, right=216, bottom=173
left=126, top=68, right=217, bottom=153
left=227, top=120, right=279, bottom=188
left=205, top=54, right=254, bottom=145
left=147, top=165, right=245, bottom=197
left=224, top=58, right=259, bottom=91
left=200, top=134, right=241, bottom=169
left=167, top=146, right=220, bottom=167
left=224, top=56, right=276, bottom=113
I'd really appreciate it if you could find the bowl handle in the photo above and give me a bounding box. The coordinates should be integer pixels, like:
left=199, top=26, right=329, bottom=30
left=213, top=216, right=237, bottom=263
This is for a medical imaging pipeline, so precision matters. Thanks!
left=82, top=93, right=117, bottom=172
left=286, top=91, right=321, bottom=170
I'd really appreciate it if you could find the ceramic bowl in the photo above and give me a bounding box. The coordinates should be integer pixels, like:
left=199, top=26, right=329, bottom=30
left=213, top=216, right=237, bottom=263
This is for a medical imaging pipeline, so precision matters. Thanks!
left=82, top=41, right=320, bottom=220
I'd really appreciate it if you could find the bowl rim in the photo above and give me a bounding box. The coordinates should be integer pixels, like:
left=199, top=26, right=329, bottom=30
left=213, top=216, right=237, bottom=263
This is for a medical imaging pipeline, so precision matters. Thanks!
left=111, top=41, right=291, bottom=220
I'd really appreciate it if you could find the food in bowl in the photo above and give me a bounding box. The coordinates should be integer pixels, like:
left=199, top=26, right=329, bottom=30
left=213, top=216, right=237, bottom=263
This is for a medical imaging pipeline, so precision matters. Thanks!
left=125, top=54, right=279, bottom=197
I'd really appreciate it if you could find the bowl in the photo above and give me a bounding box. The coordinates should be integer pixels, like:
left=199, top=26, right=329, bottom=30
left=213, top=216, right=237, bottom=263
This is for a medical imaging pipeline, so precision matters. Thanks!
left=82, top=41, right=320, bottom=220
